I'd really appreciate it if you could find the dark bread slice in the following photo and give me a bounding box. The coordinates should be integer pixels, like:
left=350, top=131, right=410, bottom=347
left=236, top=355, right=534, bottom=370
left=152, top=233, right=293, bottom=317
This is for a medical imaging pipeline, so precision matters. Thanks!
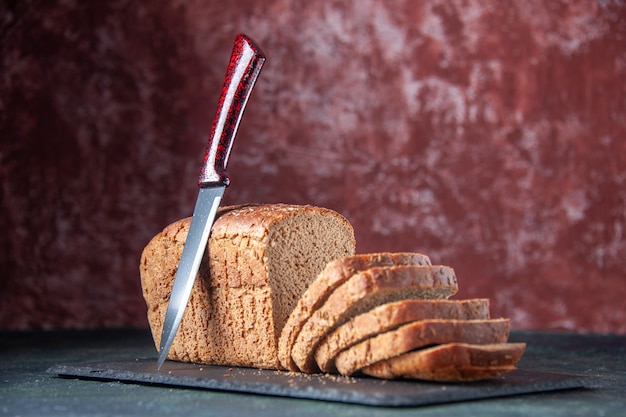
left=361, top=342, right=526, bottom=382
left=315, top=299, right=490, bottom=373
left=290, top=265, right=458, bottom=373
left=334, top=318, right=510, bottom=376
left=278, top=253, right=432, bottom=371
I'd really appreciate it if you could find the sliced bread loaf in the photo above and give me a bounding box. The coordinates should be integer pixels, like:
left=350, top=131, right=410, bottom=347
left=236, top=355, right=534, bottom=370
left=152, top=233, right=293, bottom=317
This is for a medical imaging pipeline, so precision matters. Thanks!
left=290, top=265, right=458, bottom=373
left=278, top=253, right=432, bottom=371
left=140, top=203, right=355, bottom=369
left=315, top=299, right=491, bottom=373
left=334, top=318, right=510, bottom=376
left=361, top=342, right=527, bottom=381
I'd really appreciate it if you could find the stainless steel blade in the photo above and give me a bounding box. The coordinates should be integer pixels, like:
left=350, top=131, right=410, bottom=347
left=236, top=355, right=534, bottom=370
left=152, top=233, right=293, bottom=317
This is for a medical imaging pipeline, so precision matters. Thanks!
left=156, top=186, right=225, bottom=369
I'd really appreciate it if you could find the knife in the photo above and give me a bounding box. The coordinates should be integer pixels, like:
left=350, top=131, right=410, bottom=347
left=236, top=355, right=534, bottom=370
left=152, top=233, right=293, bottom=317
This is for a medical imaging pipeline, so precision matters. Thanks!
left=157, top=34, right=266, bottom=370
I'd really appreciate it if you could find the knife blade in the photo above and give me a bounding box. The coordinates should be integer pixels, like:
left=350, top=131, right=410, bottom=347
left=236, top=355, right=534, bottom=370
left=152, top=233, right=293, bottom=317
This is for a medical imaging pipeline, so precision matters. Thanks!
left=157, top=34, right=266, bottom=370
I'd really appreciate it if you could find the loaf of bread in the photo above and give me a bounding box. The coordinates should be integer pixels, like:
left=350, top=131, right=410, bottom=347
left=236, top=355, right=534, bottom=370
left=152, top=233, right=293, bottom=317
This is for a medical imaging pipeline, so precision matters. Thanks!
left=140, top=204, right=356, bottom=369
left=361, top=342, right=527, bottom=382
left=314, top=299, right=491, bottom=373
left=140, top=203, right=525, bottom=382
left=278, top=252, right=433, bottom=371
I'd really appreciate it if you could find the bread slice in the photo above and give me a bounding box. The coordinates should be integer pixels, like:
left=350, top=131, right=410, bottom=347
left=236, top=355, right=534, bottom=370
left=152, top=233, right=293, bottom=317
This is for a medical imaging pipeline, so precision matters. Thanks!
left=140, top=203, right=355, bottom=369
left=334, top=318, right=510, bottom=376
left=290, top=265, right=458, bottom=373
left=315, top=299, right=491, bottom=373
left=278, top=253, right=432, bottom=371
left=361, top=342, right=526, bottom=382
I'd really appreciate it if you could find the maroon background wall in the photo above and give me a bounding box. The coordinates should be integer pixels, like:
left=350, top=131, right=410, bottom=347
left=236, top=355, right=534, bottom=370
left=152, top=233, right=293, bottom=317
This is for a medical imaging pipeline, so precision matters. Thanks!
left=1, top=1, right=625, bottom=333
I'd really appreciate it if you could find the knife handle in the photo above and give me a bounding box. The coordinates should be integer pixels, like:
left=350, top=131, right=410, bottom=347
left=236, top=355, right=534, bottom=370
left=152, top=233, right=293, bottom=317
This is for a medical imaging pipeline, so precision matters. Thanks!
left=198, top=34, right=266, bottom=187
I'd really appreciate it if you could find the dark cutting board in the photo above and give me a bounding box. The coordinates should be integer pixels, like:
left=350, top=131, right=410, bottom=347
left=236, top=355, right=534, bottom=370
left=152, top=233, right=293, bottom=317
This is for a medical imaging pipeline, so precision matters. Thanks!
left=48, top=358, right=586, bottom=407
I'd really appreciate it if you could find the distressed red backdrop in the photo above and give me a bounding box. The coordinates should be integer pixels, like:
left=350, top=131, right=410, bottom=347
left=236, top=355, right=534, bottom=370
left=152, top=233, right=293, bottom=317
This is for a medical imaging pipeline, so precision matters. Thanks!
left=1, top=1, right=625, bottom=333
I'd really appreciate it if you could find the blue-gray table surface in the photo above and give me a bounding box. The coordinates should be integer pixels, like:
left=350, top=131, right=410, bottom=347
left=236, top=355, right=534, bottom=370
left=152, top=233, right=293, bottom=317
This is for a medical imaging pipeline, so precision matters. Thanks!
left=1, top=328, right=624, bottom=417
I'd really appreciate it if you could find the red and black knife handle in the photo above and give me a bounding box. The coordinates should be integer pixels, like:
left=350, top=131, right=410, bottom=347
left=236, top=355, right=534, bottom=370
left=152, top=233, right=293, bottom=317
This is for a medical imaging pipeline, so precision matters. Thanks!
left=198, top=34, right=266, bottom=187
